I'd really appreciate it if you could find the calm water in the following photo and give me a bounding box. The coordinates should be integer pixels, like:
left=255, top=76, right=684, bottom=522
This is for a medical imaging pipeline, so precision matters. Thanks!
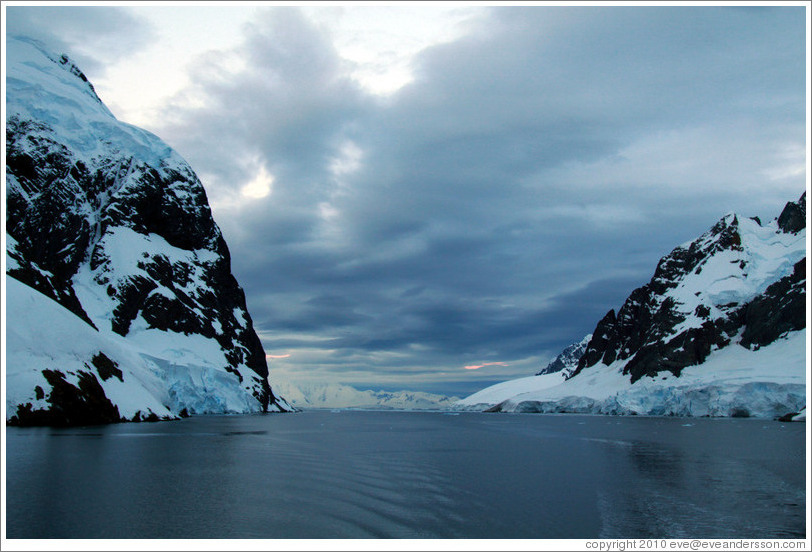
left=4, top=411, right=807, bottom=539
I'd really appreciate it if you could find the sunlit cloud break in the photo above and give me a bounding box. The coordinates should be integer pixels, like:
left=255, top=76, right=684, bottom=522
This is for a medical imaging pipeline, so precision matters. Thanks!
left=241, top=164, right=274, bottom=199
left=266, top=354, right=291, bottom=359
left=464, top=362, right=509, bottom=371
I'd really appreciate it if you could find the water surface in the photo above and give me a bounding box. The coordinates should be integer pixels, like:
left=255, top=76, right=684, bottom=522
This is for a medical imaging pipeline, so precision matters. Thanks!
left=5, top=411, right=806, bottom=538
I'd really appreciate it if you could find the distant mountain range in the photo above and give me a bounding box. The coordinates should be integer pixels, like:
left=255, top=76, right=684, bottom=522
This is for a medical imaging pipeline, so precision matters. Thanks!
left=272, top=380, right=460, bottom=410
left=457, top=193, right=806, bottom=419
left=5, top=36, right=292, bottom=426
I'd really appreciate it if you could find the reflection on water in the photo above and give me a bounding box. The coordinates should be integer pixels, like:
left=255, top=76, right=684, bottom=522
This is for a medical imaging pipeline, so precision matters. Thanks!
left=619, top=444, right=805, bottom=538
left=591, top=420, right=806, bottom=539
left=5, top=412, right=806, bottom=539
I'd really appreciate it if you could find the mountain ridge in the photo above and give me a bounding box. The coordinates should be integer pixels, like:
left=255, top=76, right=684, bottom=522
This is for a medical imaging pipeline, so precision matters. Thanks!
left=571, top=193, right=805, bottom=384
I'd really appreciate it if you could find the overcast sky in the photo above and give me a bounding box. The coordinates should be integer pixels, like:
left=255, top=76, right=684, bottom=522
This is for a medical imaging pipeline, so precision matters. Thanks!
left=5, top=3, right=809, bottom=397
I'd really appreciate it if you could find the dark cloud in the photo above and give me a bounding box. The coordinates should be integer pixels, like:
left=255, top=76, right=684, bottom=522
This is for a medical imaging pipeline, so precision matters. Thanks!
left=165, top=6, right=806, bottom=395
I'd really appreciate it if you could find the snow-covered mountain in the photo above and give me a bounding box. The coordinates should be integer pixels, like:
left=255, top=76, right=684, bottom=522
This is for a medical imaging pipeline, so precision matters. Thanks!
left=272, top=380, right=460, bottom=410
left=536, top=334, right=592, bottom=377
left=5, top=36, right=292, bottom=425
left=456, top=194, right=807, bottom=418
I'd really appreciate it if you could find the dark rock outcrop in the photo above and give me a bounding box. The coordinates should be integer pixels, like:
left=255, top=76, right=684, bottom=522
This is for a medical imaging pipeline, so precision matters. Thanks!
left=570, top=194, right=806, bottom=384
left=777, top=192, right=806, bottom=234
left=740, top=259, right=806, bottom=349
left=8, top=369, right=123, bottom=427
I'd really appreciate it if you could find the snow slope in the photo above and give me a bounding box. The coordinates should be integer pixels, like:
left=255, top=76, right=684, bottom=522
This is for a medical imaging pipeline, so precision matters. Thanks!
left=6, top=278, right=176, bottom=422
left=6, top=276, right=294, bottom=420
left=456, top=329, right=806, bottom=418
left=455, top=372, right=568, bottom=412
left=465, top=331, right=806, bottom=418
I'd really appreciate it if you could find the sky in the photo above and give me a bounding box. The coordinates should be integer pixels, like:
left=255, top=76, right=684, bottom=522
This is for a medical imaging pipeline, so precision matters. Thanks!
left=3, top=2, right=809, bottom=398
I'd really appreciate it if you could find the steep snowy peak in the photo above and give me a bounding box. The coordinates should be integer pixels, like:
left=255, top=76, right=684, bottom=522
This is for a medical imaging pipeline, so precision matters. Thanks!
left=573, top=194, right=806, bottom=383
left=666, top=209, right=805, bottom=316
left=5, top=36, right=290, bottom=423
left=6, top=37, right=111, bottom=121
left=536, top=334, right=592, bottom=376
left=6, top=37, right=170, bottom=164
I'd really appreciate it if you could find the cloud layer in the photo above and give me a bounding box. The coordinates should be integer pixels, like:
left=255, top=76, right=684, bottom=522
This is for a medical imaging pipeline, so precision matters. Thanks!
left=6, top=6, right=807, bottom=396
left=5, top=6, right=154, bottom=74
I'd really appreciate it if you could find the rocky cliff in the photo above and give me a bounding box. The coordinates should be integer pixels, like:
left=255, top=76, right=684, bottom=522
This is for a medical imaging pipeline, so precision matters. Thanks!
left=571, top=193, right=806, bottom=383
left=5, top=36, right=292, bottom=425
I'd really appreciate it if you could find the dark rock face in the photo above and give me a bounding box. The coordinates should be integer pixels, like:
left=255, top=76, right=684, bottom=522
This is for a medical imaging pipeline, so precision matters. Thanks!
left=570, top=196, right=806, bottom=384
left=6, top=119, right=97, bottom=327
left=6, top=38, right=286, bottom=421
left=578, top=310, right=618, bottom=370
left=92, top=352, right=123, bottom=382
left=8, top=369, right=122, bottom=427
left=777, top=192, right=806, bottom=234
left=740, top=259, right=806, bottom=350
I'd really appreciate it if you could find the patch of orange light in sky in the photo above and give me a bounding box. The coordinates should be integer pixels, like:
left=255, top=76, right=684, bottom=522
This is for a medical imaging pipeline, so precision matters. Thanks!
left=464, top=362, right=508, bottom=370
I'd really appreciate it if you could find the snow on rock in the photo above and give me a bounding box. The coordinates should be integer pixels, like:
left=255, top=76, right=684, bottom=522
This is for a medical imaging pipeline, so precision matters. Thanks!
left=456, top=196, right=807, bottom=419
left=6, top=278, right=175, bottom=424
left=272, top=380, right=460, bottom=411
left=536, top=334, right=592, bottom=377
left=5, top=36, right=291, bottom=425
